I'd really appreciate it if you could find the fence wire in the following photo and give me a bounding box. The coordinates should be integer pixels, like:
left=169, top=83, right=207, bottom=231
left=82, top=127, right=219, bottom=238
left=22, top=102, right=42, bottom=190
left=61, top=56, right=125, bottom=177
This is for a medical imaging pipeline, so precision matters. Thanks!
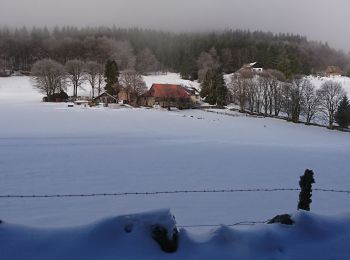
left=2, top=187, right=349, bottom=229
left=1, top=187, right=349, bottom=199
left=178, top=220, right=268, bottom=228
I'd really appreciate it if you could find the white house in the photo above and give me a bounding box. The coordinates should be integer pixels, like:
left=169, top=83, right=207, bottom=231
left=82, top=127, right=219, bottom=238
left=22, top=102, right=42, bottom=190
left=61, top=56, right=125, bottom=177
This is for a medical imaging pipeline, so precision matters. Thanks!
left=240, top=62, right=264, bottom=73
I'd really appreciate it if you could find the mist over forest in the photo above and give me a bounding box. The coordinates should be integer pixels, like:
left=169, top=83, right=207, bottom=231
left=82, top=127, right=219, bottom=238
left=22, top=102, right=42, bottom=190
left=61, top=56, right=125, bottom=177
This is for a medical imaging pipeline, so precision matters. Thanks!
left=1, top=26, right=350, bottom=79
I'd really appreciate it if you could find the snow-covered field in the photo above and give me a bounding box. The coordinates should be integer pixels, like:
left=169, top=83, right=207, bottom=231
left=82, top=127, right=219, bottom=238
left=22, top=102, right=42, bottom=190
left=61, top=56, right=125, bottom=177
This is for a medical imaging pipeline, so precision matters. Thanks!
left=1, top=75, right=350, bottom=259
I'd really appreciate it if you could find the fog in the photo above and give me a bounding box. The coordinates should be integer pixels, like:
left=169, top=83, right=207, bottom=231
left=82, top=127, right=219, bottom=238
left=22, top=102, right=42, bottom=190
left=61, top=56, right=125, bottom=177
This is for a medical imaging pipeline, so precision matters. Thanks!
left=1, top=0, right=349, bottom=51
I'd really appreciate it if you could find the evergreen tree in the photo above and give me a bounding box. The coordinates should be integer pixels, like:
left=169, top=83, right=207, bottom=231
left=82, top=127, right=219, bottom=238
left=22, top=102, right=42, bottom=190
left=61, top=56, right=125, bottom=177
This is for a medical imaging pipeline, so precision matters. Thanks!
left=276, top=49, right=302, bottom=79
left=180, top=55, right=198, bottom=81
left=200, top=69, right=216, bottom=105
left=215, top=70, right=228, bottom=106
left=104, top=60, right=119, bottom=95
left=200, top=68, right=228, bottom=106
left=335, top=95, right=350, bottom=128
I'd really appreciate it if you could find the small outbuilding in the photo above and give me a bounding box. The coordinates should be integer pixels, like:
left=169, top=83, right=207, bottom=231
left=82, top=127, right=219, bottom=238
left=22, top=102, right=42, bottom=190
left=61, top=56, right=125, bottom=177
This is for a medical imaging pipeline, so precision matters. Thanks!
left=93, top=92, right=118, bottom=104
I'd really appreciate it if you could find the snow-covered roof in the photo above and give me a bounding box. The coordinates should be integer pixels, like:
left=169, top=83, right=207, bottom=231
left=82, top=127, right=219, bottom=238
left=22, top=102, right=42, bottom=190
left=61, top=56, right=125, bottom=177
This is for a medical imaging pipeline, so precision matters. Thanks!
left=93, top=91, right=118, bottom=101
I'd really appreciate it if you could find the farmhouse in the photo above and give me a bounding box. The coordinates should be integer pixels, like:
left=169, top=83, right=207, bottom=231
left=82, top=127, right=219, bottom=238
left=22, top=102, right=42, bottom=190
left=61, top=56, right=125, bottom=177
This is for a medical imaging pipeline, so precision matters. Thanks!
left=117, top=88, right=129, bottom=104
left=139, top=84, right=194, bottom=109
left=117, top=87, right=140, bottom=105
left=325, top=66, right=343, bottom=77
left=240, top=62, right=264, bottom=73
left=187, top=87, right=201, bottom=105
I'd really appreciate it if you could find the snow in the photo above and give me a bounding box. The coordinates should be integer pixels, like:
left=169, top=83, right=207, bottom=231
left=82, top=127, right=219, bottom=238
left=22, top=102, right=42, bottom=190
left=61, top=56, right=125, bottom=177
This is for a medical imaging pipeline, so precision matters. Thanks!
left=0, top=75, right=350, bottom=258
left=307, top=75, right=350, bottom=96
left=142, top=73, right=200, bottom=90
left=0, top=76, right=42, bottom=103
left=0, top=73, right=197, bottom=101
left=1, top=210, right=350, bottom=259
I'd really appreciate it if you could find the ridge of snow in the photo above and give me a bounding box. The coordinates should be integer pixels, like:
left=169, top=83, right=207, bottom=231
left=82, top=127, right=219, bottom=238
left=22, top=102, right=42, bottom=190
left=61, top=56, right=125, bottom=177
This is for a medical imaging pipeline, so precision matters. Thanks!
left=1, top=210, right=350, bottom=259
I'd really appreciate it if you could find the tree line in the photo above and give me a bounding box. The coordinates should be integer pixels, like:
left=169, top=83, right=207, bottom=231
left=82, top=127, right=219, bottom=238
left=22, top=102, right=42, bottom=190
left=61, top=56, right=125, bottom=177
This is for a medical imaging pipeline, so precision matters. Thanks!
left=31, top=58, right=147, bottom=101
left=227, top=70, right=349, bottom=128
left=1, top=26, right=350, bottom=79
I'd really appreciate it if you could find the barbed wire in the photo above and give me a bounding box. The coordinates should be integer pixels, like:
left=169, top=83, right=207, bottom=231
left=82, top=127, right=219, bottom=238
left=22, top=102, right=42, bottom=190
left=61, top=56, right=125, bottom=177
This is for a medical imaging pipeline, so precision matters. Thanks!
left=313, top=188, right=350, bottom=193
left=178, top=220, right=268, bottom=228
left=0, top=187, right=349, bottom=199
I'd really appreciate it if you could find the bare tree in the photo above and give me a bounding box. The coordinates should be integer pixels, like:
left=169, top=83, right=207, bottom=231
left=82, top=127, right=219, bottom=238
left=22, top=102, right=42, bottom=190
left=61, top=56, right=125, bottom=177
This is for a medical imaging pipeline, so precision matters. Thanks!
left=96, top=64, right=105, bottom=96
left=254, top=76, right=264, bottom=114
left=302, top=81, right=319, bottom=124
left=119, top=69, right=147, bottom=104
left=85, top=61, right=103, bottom=98
left=290, top=76, right=307, bottom=123
left=281, top=82, right=293, bottom=120
left=229, top=70, right=253, bottom=112
left=31, top=58, right=66, bottom=97
left=110, top=40, right=136, bottom=70
left=95, top=38, right=136, bottom=70
left=242, top=71, right=255, bottom=112
left=65, top=59, right=85, bottom=97
left=136, top=48, right=159, bottom=74
left=268, top=70, right=285, bottom=116
left=246, top=77, right=256, bottom=113
left=317, top=81, right=346, bottom=128
left=197, top=47, right=220, bottom=82
left=119, top=69, right=147, bottom=96
left=0, top=58, right=6, bottom=73
left=258, top=72, right=271, bottom=116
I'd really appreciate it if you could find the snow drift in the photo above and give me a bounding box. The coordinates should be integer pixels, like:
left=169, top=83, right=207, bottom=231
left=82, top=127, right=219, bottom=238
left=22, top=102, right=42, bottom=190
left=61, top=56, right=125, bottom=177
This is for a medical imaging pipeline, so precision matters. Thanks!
left=1, top=210, right=350, bottom=260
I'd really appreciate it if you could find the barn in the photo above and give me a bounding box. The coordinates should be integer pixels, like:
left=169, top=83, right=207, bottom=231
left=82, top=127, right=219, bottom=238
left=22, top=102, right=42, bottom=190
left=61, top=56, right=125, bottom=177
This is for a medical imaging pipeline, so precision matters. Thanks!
left=139, top=84, right=194, bottom=109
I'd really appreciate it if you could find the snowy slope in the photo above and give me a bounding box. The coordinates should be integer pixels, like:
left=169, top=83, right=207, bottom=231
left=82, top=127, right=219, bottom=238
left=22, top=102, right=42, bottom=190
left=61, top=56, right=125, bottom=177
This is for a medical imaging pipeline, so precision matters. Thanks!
left=1, top=210, right=350, bottom=260
left=0, top=76, right=92, bottom=102
left=0, top=73, right=199, bottom=102
left=0, top=75, right=350, bottom=243
left=143, top=73, right=200, bottom=90
left=307, top=75, right=350, bottom=96
left=0, top=76, right=41, bottom=102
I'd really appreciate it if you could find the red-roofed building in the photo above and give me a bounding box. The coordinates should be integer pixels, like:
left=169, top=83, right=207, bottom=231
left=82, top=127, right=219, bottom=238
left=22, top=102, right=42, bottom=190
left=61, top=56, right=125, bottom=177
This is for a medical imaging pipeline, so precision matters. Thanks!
left=140, top=84, right=195, bottom=109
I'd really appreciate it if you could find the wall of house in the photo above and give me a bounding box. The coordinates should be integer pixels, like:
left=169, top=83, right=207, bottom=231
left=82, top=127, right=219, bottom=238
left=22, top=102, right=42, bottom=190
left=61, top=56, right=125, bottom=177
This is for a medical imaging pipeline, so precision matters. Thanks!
left=140, top=96, right=194, bottom=109
left=95, top=96, right=117, bottom=104
left=118, top=91, right=128, bottom=101
left=190, top=95, right=201, bottom=104
left=139, top=97, right=156, bottom=107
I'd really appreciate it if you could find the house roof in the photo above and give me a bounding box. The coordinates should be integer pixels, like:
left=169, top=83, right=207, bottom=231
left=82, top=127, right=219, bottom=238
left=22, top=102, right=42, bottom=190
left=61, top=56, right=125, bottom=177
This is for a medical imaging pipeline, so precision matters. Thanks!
left=248, top=62, right=263, bottom=68
left=325, top=66, right=343, bottom=75
left=93, top=92, right=118, bottom=101
left=237, top=62, right=264, bottom=74
left=145, top=84, right=191, bottom=99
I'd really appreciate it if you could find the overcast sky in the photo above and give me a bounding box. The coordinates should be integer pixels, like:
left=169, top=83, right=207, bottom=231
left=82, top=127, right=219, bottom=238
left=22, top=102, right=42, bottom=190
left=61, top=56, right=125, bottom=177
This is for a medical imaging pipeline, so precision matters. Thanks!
left=0, top=0, right=349, bottom=51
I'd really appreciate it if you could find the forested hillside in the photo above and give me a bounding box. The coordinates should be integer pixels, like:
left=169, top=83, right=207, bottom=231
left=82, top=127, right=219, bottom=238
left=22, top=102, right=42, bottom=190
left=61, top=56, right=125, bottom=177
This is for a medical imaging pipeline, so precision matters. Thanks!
left=0, top=26, right=349, bottom=78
